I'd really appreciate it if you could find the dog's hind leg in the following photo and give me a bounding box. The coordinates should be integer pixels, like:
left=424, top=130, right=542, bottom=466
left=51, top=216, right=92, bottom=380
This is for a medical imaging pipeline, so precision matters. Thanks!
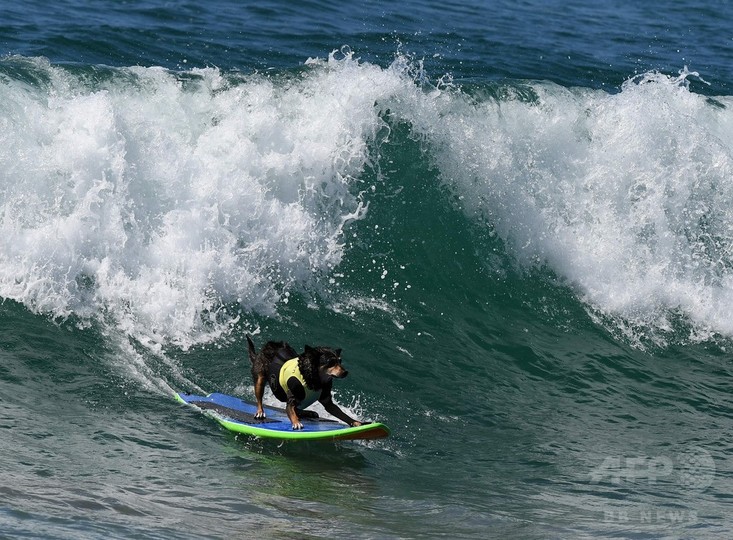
left=253, top=373, right=266, bottom=418
left=246, top=335, right=267, bottom=419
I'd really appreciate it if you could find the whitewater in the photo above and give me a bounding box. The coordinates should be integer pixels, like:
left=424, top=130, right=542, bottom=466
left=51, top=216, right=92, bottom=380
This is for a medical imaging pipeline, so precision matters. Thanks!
left=2, top=53, right=733, bottom=353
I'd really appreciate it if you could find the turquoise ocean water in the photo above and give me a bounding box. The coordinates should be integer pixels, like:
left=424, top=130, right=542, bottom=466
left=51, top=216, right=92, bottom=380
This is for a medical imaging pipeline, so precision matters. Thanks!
left=2, top=1, right=733, bottom=538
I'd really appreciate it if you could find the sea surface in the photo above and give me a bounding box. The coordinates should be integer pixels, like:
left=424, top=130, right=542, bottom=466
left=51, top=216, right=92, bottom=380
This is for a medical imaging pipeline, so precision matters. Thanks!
left=1, top=1, right=733, bottom=538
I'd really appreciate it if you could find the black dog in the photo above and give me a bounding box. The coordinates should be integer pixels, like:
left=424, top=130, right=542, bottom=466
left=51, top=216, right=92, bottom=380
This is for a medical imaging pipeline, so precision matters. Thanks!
left=246, top=335, right=364, bottom=430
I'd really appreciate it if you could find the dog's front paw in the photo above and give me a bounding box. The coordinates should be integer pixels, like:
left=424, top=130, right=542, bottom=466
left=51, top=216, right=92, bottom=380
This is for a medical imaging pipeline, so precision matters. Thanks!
left=255, top=409, right=266, bottom=419
left=292, top=421, right=304, bottom=430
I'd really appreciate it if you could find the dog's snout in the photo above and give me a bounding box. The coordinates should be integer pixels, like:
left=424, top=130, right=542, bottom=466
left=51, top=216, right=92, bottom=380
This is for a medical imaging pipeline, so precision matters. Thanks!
left=327, top=365, right=348, bottom=378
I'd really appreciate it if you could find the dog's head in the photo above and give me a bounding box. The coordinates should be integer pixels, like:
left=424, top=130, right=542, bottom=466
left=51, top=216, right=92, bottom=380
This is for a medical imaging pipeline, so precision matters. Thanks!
left=303, top=345, right=348, bottom=384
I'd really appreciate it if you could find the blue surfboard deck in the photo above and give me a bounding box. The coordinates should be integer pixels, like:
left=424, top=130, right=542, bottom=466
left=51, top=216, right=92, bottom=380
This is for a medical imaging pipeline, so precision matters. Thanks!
left=175, top=392, right=390, bottom=441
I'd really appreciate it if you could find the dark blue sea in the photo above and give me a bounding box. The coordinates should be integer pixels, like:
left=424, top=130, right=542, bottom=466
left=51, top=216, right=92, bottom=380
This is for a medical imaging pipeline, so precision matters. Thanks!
left=2, top=1, right=733, bottom=538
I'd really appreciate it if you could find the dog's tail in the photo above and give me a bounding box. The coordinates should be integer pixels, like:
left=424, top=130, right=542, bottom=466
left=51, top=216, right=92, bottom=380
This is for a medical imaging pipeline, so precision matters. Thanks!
left=246, top=334, right=257, bottom=364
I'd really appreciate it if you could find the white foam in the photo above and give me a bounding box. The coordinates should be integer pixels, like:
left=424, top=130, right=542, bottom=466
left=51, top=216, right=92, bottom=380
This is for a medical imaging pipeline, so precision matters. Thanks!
left=3, top=53, right=733, bottom=350
left=417, top=68, right=733, bottom=341
left=0, top=54, right=407, bottom=350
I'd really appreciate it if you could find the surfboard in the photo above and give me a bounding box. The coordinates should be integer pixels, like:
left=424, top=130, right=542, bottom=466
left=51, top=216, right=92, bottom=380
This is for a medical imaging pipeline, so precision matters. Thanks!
left=175, top=392, right=391, bottom=441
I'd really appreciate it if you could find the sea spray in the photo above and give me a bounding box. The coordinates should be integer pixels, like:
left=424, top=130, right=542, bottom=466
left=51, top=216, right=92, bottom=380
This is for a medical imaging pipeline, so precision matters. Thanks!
left=408, top=69, right=733, bottom=343
left=0, top=53, right=407, bottom=350
left=2, top=53, right=733, bottom=351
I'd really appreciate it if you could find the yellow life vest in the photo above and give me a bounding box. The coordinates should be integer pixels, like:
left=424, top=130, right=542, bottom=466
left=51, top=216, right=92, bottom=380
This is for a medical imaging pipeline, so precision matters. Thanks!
left=278, top=358, right=320, bottom=409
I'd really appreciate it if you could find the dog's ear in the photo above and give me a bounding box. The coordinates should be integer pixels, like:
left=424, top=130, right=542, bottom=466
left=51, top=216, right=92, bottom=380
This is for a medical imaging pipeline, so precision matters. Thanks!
left=335, top=348, right=342, bottom=359
left=303, top=344, right=315, bottom=355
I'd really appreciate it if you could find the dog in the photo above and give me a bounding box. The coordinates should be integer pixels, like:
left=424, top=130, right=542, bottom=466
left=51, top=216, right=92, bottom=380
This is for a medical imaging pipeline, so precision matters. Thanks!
left=246, top=335, right=364, bottom=430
